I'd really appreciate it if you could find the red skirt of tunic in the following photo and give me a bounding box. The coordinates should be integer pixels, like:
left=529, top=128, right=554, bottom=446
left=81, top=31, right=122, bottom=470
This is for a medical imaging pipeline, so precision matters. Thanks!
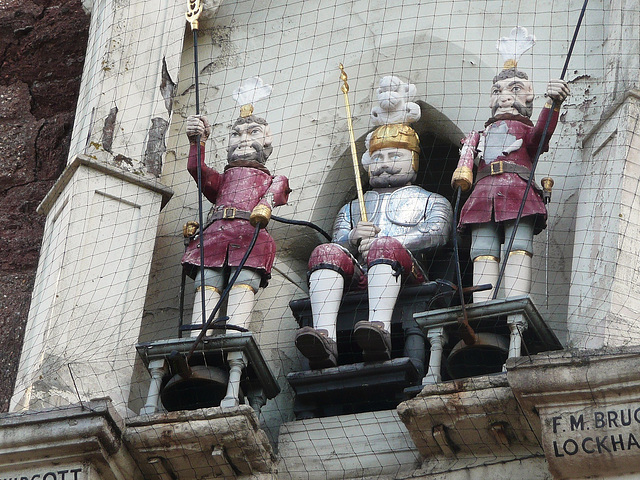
left=458, top=172, right=547, bottom=234
left=182, top=218, right=276, bottom=276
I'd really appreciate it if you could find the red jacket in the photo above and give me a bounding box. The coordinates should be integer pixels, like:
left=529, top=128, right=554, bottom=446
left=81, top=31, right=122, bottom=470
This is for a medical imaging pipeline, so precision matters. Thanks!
left=457, top=105, right=559, bottom=234
left=181, top=144, right=290, bottom=279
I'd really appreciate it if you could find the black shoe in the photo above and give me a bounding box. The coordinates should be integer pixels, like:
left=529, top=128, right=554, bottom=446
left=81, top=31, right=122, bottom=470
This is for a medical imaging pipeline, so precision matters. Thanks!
left=295, top=326, right=338, bottom=369
left=353, top=321, right=391, bottom=362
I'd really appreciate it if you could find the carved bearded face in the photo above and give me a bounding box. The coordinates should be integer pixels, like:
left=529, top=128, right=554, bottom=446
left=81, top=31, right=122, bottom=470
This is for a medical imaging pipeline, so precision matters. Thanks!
left=377, top=76, right=409, bottom=110
left=490, top=77, right=534, bottom=118
left=227, top=120, right=273, bottom=164
left=368, top=147, right=417, bottom=188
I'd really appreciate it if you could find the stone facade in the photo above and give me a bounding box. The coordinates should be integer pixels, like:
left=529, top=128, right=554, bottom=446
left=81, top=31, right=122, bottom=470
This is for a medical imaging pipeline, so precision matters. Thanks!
left=3, top=0, right=640, bottom=479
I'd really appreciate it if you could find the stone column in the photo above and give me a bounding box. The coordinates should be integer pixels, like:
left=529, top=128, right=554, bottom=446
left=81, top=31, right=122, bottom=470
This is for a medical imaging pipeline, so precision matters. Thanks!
left=423, top=327, right=448, bottom=385
left=506, top=313, right=528, bottom=360
left=10, top=156, right=172, bottom=416
left=140, top=358, right=168, bottom=415
left=69, top=0, right=187, bottom=174
left=221, top=352, right=248, bottom=408
left=567, top=0, right=640, bottom=348
left=10, top=0, right=187, bottom=418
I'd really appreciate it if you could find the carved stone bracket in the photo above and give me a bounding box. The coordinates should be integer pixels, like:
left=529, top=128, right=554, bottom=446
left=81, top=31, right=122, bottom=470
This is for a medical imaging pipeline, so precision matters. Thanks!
left=125, top=405, right=277, bottom=479
left=397, top=374, right=546, bottom=475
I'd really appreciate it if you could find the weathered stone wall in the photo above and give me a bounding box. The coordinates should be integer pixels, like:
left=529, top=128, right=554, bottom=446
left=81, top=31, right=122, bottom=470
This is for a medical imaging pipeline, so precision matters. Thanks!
left=0, top=0, right=88, bottom=411
left=138, top=0, right=605, bottom=440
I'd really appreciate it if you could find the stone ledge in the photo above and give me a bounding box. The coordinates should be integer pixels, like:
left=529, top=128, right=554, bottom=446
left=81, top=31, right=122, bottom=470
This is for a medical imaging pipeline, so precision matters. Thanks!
left=125, top=405, right=276, bottom=479
left=507, top=347, right=640, bottom=479
left=399, top=454, right=549, bottom=480
left=507, top=346, right=640, bottom=416
left=37, top=154, right=174, bottom=215
left=0, top=398, right=142, bottom=480
left=397, top=373, right=543, bottom=472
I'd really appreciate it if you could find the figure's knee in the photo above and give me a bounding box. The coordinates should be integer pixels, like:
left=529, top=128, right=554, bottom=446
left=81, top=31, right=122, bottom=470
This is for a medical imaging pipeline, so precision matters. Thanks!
left=194, top=267, right=224, bottom=291
left=506, top=219, right=534, bottom=255
left=470, top=223, right=501, bottom=260
left=233, top=268, right=262, bottom=293
left=367, top=237, right=412, bottom=276
left=308, top=243, right=355, bottom=278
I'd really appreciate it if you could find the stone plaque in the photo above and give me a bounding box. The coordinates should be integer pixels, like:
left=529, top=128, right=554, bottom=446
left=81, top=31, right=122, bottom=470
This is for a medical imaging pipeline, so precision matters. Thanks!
left=0, top=466, right=86, bottom=480
left=542, top=403, right=640, bottom=478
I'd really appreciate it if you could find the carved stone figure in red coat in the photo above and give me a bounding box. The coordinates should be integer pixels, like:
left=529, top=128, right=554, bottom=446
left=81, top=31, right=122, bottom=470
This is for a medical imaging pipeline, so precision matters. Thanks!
left=183, top=113, right=290, bottom=332
left=451, top=68, right=569, bottom=301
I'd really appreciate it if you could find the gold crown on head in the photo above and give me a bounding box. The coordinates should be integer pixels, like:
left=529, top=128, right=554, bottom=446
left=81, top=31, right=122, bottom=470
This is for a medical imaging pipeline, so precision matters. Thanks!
left=502, top=58, right=518, bottom=70
left=369, top=123, right=420, bottom=155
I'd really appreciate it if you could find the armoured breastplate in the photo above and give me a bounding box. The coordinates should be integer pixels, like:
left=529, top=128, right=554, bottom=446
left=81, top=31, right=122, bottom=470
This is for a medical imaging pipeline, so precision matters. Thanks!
left=357, top=186, right=426, bottom=237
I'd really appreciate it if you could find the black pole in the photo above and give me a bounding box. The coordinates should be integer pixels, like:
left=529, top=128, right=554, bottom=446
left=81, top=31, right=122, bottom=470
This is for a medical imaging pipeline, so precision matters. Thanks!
left=492, top=0, right=589, bottom=299
left=453, top=187, right=475, bottom=345
left=191, top=27, right=209, bottom=327
left=271, top=214, right=332, bottom=242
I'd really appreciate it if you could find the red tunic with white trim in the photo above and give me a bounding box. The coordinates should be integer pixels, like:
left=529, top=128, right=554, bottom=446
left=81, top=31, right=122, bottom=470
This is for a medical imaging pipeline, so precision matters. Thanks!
left=181, top=144, right=290, bottom=279
left=456, top=105, right=560, bottom=234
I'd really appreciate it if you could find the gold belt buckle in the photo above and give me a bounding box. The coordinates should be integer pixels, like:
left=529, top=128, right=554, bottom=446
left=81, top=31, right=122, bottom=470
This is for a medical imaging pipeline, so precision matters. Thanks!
left=222, top=207, right=236, bottom=219
left=490, top=161, right=503, bottom=175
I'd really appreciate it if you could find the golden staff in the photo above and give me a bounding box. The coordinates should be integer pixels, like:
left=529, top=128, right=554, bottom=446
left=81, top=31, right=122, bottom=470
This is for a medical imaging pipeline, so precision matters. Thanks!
left=339, top=64, right=368, bottom=222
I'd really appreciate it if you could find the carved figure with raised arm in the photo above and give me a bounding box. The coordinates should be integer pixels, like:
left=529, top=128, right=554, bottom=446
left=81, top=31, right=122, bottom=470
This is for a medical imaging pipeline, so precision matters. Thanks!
left=182, top=78, right=290, bottom=333
left=451, top=27, right=569, bottom=302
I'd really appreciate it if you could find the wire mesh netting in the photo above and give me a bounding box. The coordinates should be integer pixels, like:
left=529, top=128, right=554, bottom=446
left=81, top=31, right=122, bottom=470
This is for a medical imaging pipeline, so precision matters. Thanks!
left=6, top=0, right=640, bottom=478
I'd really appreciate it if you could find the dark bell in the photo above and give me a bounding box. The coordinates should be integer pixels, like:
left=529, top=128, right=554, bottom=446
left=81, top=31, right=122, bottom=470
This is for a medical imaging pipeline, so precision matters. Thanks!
left=446, top=333, right=509, bottom=380
left=161, top=365, right=229, bottom=411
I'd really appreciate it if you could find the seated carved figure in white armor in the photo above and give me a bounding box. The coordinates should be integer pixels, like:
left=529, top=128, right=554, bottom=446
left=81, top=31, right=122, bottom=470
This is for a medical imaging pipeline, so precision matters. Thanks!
left=295, top=123, right=453, bottom=369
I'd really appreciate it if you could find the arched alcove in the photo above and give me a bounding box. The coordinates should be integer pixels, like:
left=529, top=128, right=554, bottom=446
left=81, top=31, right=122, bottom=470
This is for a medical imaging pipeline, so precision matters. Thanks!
left=311, top=101, right=472, bottom=284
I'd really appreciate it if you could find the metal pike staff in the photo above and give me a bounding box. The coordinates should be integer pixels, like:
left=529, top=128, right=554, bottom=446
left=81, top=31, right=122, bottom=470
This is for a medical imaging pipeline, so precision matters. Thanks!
left=541, top=177, right=554, bottom=306
left=492, top=0, right=590, bottom=299
left=339, top=64, right=368, bottom=222
left=185, top=0, right=208, bottom=328
left=453, top=186, right=477, bottom=345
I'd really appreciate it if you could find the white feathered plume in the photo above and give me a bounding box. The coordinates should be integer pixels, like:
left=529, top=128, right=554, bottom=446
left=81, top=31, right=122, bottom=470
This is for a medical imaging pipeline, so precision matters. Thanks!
left=233, top=77, right=272, bottom=107
left=496, top=26, right=536, bottom=65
